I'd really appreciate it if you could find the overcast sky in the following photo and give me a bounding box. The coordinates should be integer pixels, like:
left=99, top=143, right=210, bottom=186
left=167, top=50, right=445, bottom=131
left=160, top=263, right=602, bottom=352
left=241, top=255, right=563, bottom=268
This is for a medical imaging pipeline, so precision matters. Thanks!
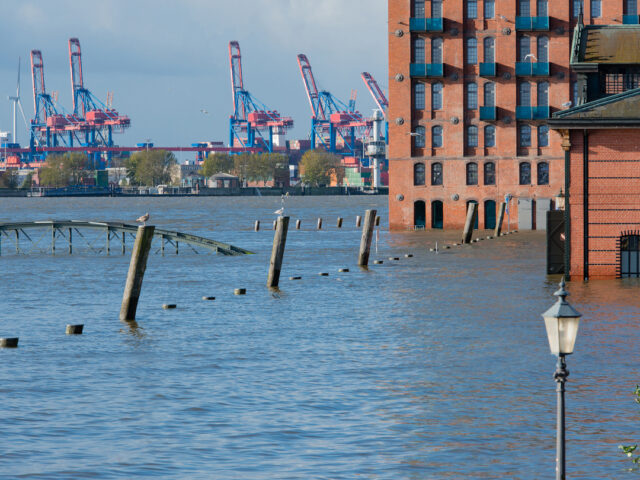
left=0, top=0, right=388, bottom=158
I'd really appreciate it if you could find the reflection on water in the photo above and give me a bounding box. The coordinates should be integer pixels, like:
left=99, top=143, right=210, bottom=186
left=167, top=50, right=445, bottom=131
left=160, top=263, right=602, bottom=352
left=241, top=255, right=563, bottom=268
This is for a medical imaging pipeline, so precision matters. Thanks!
left=0, top=196, right=639, bottom=479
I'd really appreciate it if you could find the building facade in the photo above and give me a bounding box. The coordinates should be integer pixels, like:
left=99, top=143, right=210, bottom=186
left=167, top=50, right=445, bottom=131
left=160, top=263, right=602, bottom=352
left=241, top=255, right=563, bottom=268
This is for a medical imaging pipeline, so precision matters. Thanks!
left=387, top=0, right=637, bottom=231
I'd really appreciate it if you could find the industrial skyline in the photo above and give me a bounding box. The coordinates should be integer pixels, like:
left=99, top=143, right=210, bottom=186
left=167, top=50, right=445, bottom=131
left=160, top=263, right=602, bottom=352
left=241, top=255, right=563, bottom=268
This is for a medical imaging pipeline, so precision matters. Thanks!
left=0, top=0, right=388, bottom=155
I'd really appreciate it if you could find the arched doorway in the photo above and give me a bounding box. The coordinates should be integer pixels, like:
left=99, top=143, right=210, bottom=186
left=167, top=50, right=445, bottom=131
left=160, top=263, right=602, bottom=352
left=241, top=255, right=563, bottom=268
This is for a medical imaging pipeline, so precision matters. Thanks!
left=466, top=200, right=478, bottom=229
left=431, top=200, right=443, bottom=229
left=484, top=200, right=497, bottom=230
left=414, top=200, right=426, bottom=229
left=621, top=234, right=640, bottom=278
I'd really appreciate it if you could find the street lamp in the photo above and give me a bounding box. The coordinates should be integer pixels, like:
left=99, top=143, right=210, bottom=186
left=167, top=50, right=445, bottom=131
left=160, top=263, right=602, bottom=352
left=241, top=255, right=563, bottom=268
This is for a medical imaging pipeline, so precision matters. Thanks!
left=542, top=277, right=582, bottom=480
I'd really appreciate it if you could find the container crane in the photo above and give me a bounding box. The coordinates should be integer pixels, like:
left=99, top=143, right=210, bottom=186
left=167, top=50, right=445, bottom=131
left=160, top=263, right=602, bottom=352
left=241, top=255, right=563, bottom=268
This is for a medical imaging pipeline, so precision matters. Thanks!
left=228, top=41, right=293, bottom=152
left=297, top=54, right=371, bottom=155
left=361, top=72, right=389, bottom=117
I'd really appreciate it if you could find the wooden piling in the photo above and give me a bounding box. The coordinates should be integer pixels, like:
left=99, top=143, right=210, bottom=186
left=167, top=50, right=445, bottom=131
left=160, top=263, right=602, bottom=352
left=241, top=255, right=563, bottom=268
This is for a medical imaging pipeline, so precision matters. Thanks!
left=494, top=202, right=507, bottom=237
left=296, top=219, right=301, bottom=230
left=317, top=218, right=322, bottom=230
left=356, top=215, right=362, bottom=227
left=0, top=337, right=18, bottom=348
left=337, top=217, right=343, bottom=228
left=267, top=216, right=290, bottom=288
left=119, top=226, right=155, bottom=322
left=358, top=209, right=377, bottom=267
left=375, top=216, right=381, bottom=226
left=68, top=228, right=72, bottom=255
left=254, top=220, right=260, bottom=232
left=66, top=324, right=83, bottom=335
left=461, top=203, right=478, bottom=244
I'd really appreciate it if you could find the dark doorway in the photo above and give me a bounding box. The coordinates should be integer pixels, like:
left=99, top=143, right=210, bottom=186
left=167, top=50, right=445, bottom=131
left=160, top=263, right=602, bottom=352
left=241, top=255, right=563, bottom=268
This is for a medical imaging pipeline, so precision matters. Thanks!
left=431, top=200, right=443, bottom=229
left=414, top=200, right=426, bottom=229
left=466, top=200, right=478, bottom=229
left=484, top=200, right=496, bottom=230
left=621, top=234, right=640, bottom=278
left=547, top=210, right=565, bottom=274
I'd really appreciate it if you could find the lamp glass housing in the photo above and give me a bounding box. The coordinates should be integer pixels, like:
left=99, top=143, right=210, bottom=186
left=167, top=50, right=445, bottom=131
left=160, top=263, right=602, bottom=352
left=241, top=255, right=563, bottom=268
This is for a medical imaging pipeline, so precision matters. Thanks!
left=544, top=315, right=580, bottom=355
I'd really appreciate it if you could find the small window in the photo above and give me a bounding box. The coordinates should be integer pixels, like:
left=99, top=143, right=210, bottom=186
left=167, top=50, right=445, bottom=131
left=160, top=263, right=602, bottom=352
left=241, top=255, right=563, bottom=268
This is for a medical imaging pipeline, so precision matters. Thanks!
left=591, top=0, right=601, bottom=17
left=484, top=162, right=496, bottom=185
left=519, top=162, right=532, bottom=185
left=432, top=0, right=443, bottom=17
left=537, top=81, right=549, bottom=106
left=432, top=82, right=443, bottom=110
left=518, top=36, right=531, bottom=62
left=414, top=0, right=426, bottom=17
left=415, top=126, right=426, bottom=148
left=466, top=162, right=479, bottom=185
left=519, top=124, right=532, bottom=147
left=625, top=0, right=637, bottom=15
left=432, top=125, right=443, bottom=148
left=484, top=0, right=495, bottom=18
left=467, top=125, right=479, bottom=148
left=538, top=124, right=549, bottom=147
left=484, top=125, right=496, bottom=147
left=466, top=38, right=478, bottom=64
left=467, top=0, right=478, bottom=19
left=519, top=82, right=531, bottom=106
left=432, top=38, right=443, bottom=64
left=537, top=36, right=549, bottom=63
left=483, top=37, right=495, bottom=63
left=537, top=0, right=548, bottom=16
left=467, top=83, right=478, bottom=110
left=537, top=162, right=549, bottom=185
left=414, top=162, right=426, bottom=185
left=414, top=83, right=426, bottom=110
left=431, top=162, right=443, bottom=185
left=519, top=0, right=530, bottom=16
left=414, top=38, right=425, bottom=63
left=484, top=82, right=495, bottom=107
left=573, top=0, right=584, bottom=17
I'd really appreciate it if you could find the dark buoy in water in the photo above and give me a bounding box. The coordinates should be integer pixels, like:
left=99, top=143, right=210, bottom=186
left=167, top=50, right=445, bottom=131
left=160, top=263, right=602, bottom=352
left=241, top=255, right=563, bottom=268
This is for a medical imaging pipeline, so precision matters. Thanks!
left=319, top=272, right=329, bottom=276
left=234, top=288, right=246, bottom=295
left=339, top=268, right=349, bottom=272
left=66, top=324, right=84, bottom=335
left=289, top=276, right=302, bottom=280
left=162, top=304, right=177, bottom=309
left=202, top=296, right=216, bottom=301
left=0, top=338, right=18, bottom=348
left=374, top=260, right=383, bottom=264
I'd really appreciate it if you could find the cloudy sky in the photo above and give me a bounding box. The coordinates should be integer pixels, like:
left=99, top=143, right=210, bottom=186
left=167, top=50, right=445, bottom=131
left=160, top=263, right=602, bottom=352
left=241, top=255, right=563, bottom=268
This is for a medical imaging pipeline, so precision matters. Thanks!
left=0, top=0, right=388, bottom=156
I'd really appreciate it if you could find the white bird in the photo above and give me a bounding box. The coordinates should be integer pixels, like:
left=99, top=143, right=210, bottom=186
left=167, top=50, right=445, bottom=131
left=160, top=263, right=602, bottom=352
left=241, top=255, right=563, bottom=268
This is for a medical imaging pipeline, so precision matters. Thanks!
left=200, top=109, right=209, bottom=114
left=136, top=213, right=150, bottom=226
left=562, top=101, right=572, bottom=108
left=274, top=207, right=284, bottom=216
left=523, top=53, right=537, bottom=61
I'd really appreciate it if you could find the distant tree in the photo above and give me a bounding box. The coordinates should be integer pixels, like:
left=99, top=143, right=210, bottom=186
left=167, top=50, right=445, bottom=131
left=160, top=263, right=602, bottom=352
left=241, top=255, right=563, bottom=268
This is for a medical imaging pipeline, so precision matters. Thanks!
left=0, top=169, right=18, bottom=189
left=38, top=153, right=90, bottom=187
left=20, top=171, right=34, bottom=189
left=201, top=152, right=234, bottom=178
left=233, top=153, right=251, bottom=184
left=299, top=149, right=344, bottom=187
left=126, top=150, right=177, bottom=186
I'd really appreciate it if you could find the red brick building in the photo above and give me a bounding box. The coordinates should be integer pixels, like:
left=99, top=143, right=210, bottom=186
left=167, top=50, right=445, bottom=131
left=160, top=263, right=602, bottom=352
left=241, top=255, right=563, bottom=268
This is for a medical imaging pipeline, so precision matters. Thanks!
left=387, top=0, right=636, bottom=231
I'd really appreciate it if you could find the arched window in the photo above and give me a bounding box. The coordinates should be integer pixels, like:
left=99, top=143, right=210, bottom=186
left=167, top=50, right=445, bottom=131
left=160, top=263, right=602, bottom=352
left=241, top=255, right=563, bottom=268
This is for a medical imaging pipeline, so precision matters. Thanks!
left=432, top=0, right=443, bottom=17
left=484, top=0, right=495, bottom=18
left=484, top=125, right=496, bottom=147
left=483, top=37, right=495, bottom=63
left=621, top=234, right=640, bottom=277
left=484, top=199, right=497, bottom=230
left=519, top=82, right=531, bottom=106
left=431, top=162, right=443, bottom=185
left=625, top=0, right=637, bottom=15
left=519, top=124, right=532, bottom=146
left=432, top=125, right=443, bottom=148
left=484, top=82, right=495, bottom=107
left=432, top=82, right=443, bottom=110
left=414, top=200, right=426, bottom=229
left=414, top=83, right=425, bottom=110
left=466, top=83, right=478, bottom=109
left=431, top=200, right=444, bottom=229
left=414, top=162, right=426, bottom=186
left=414, top=38, right=425, bottom=63
left=537, top=81, right=549, bottom=106
left=538, top=124, right=549, bottom=147
left=413, top=0, right=426, bottom=17
left=466, top=162, right=478, bottom=185
left=432, top=38, right=443, bottom=64
left=537, top=36, right=549, bottom=63
left=519, top=0, right=530, bottom=16
left=467, top=125, right=478, bottom=148
left=519, top=162, right=532, bottom=185
left=415, top=126, right=426, bottom=148
left=537, top=0, right=548, bottom=16
left=466, top=0, right=478, bottom=18
left=537, top=162, right=549, bottom=185
left=466, top=38, right=478, bottom=64
left=484, top=162, right=496, bottom=185
left=573, top=0, right=583, bottom=17
left=518, top=36, right=531, bottom=62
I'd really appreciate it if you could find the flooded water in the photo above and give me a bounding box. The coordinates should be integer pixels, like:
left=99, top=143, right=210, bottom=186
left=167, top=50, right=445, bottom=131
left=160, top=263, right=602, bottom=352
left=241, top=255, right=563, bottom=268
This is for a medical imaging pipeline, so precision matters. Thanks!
left=1, top=196, right=639, bottom=479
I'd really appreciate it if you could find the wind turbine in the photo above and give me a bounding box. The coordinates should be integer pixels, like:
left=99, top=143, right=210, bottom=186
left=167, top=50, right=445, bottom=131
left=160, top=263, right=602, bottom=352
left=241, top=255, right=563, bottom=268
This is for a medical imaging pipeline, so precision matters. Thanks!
left=7, top=58, right=29, bottom=145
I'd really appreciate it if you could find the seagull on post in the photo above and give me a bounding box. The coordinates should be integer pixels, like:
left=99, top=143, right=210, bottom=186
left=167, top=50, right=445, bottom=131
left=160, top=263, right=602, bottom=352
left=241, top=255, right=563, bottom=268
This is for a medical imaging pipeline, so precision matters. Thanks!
left=136, top=213, right=150, bottom=226
left=274, top=207, right=285, bottom=217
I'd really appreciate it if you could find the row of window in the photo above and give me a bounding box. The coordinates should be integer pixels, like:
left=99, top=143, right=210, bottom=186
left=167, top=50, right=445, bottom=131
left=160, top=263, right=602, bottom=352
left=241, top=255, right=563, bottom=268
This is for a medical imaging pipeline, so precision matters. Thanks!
left=413, top=124, right=549, bottom=149
left=413, top=81, right=548, bottom=111
left=413, top=161, right=550, bottom=186
left=413, top=35, right=549, bottom=65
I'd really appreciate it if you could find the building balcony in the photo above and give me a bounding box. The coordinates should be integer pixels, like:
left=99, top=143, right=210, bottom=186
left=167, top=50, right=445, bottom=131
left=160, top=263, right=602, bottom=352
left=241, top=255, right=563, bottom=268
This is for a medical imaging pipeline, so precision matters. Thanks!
left=623, top=14, right=640, bottom=24
left=479, top=106, right=497, bottom=121
left=410, top=17, right=444, bottom=32
left=479, top=62, right=496, bottom=77
left=516, top=106, right=550, bottom=120
left=410, top=63, right=444, bottom=78
left=515, top=16, right=550, bottom=31
left=515, top=61, right=550, bottom=76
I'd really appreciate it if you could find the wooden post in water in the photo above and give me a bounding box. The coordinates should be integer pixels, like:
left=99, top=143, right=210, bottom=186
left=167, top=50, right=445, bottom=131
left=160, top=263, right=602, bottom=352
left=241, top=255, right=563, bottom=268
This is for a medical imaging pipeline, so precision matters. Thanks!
left=462, top=203, right=478, bottom=244
left=356, top=215, right=362, bottom=227
left=296, top=219, right=301, bottom=230
left=494, top=202, right=507, bottom=237
left=254, top=220, right=260, bottom=232
left=358, top=209, right=377, bottom=267
left=267, top=216, right=289, bottom=288
left=337, top=217, right=343, bottom=228
left=317, top=218, right=322, bottom=230
left=51, top=226, right=56, bottom=255
left=375, top=216, right=381, bottom=226
left=68, top=228, right=72, bottom=254
left=273, top=220, right=277, bottom=230
left=119, top=226, right=155, bottom=322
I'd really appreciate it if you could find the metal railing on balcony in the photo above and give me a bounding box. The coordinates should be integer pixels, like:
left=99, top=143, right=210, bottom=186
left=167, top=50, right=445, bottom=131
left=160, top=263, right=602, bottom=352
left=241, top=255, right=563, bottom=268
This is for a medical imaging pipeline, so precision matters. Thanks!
left=479, top=62, right=497, bottom=77
left=409, top=17, right=444, bottom=32
left=516, top=106, right=550, bottom=120
left=479, top=106, right=497, bottom=121
left=623, top=14, right=640, bottom=24
left=410, top=63, right=444, bottom=78
left=515, top=62, right=550, bottom=76
left=515, top=16, right=550, bottom=31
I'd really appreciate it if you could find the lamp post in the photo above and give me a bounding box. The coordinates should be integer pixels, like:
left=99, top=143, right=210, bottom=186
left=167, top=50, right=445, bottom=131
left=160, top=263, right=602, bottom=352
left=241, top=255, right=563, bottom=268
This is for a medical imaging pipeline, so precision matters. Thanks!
left=542, top=277, right=582, bottom=480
